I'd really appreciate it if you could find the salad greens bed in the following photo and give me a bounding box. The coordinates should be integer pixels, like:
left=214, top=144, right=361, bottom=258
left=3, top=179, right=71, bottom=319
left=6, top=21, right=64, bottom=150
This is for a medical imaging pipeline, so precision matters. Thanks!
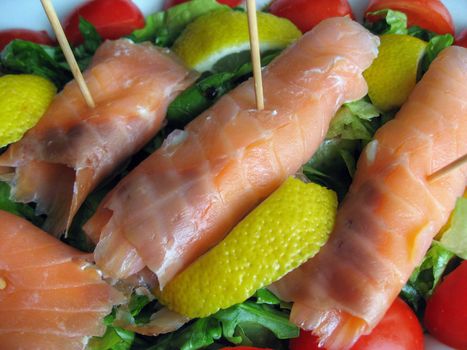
left=0, top=1, right=464, bottom=349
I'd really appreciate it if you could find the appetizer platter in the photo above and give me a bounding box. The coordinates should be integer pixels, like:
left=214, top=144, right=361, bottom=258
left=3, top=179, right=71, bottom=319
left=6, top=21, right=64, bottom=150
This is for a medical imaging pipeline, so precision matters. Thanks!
left=0, top=1, right=466, bottom=350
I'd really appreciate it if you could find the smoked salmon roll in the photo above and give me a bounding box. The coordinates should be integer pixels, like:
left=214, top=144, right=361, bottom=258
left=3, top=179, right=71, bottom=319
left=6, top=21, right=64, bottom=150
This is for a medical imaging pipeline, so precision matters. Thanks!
left=270, top=46, right=467, bottom=349
left=0, top=39, right=195, bottom=235
left=85, top=18, right=380, bottom=287
left=0, top=210, right=124, bottom=350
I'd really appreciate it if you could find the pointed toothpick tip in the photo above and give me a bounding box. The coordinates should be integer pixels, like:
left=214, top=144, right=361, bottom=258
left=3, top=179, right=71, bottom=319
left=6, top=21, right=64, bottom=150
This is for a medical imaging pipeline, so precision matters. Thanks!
left=40, top=0, right=95, bottom=108
left=246, top=0, right=264, bottom=111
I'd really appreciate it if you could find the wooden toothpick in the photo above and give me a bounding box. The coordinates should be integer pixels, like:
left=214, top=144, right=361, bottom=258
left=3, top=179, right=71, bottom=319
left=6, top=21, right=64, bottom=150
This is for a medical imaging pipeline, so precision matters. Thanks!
left=40, top=0, right=95, bottom=108
left=246, top=0, right=264, bottom=111
left=428, top=154, right=467, bottom=182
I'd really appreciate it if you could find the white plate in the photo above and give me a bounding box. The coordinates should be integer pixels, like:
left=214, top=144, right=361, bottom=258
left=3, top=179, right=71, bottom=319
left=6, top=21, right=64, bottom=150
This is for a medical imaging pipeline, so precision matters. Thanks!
left=1, top=1, right=465, bottom=349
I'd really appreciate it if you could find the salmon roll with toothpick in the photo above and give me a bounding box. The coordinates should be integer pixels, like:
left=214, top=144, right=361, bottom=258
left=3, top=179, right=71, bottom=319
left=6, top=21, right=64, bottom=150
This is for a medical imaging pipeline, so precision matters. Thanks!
left=0, top=39, right=196, bottom=236
left=84, top=17, right=380, bottom=287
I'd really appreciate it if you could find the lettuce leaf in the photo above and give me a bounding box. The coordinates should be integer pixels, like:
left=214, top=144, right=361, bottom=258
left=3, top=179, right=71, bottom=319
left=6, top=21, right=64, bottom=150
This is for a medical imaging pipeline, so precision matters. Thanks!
left=304, top=97, right=388, bottom=200
left=144, top=299, right=297, bottom=350
left=88, top=294, right=152, bottom=350
left=327, top=98, right=382, bottom=141
left=365, top=9, right=408, bottom=35
left=401, top=242, right=455, bottom=314
left=439, top=196, right=467, bottom=259
left=1, top=18, right=101, bottom=89
left=420, top=33, right=454, bottom=72
left=129, top=0, right=228, bottom=46
left=1, top=40, right=71, bottom=87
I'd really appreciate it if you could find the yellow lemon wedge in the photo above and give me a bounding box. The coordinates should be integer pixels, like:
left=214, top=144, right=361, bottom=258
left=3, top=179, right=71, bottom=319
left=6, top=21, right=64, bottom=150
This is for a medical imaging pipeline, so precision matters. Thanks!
left=172, top=9, right=301, bottom=72
left=364, top=34, right=427, bottom=112
left=158, top=177, right=337, bottom=318
left=0, top=74, right=56, bottom=147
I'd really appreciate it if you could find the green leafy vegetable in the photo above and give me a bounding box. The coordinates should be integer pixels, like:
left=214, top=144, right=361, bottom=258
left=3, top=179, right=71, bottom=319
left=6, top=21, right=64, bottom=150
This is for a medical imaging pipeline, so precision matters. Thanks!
left=88, top=294, right=152, bottom=350
left=327, top=98, right=382, bottom=141
left=420, top=33, right=454, bottom=72
left=1, top=40, right=71, bottom=87
left=87, top=325, right=135, bottom=350
left=303, top=139, right=359, bottom=201
left=0, top=182, right=44, bottom=227
left=407, top=26, right=437, bottom=41
left=1, top=18, right=102, bottom=88
left=365, top=9, right=408, bottom=35
left=401, top=242, right=455, bottom=314
left=72, top=17, right=104, bottom=70
left=216, top=302, right=298, bottom=343
left=148, top=318, right=222, bottom=350
left=304, top=98, right=387, bottom=200
left=146, top=301, right=297, bottom=350
left=167, top=51, right=280, bottom=126
left=254, top=288, right=282, bottom=305
left=129, top=0, right=228, bottom=46
left=167, top=71, right=236, bottom=126
left=439, top=196, right=467, bottom=259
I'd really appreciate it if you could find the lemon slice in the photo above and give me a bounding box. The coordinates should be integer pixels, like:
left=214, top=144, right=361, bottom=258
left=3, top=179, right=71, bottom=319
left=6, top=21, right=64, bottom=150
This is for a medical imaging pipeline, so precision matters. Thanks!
left=159, top=177, right=337, bottom=318
left=172, top=9, right=301, bottom=72
left=0, top=74, right=56, bottom=147
left=363, top=34, right=427, bottom=112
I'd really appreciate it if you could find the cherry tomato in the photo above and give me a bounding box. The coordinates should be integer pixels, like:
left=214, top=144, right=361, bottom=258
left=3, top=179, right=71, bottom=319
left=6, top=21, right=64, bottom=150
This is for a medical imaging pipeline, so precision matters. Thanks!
left=289, top=298, right=424, bottom=350
left=424, top=261, right=467, bottom=350
left=365, top=0, right=455, bottom=35
left=163, top=0, right=242, bottom=9
left=456, top=30, right=467, bottom=48
left=269, top=0, right=354, bottom=33
left=0, top=29, right=54, bottom=51
left=63, top=0, right=145, bottom=45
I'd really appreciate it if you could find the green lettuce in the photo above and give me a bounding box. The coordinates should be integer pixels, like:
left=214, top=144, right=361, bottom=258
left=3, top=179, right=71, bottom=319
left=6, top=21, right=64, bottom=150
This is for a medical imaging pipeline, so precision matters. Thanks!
left=365, top=9, right=408, bottom=35
left=420, top=33, right=454, bottom=72
left=327, top=98, right=382, bottom=141
left=1, top=18, right=101, bottom=88
left=304, top=98, right=388, bottom=200
left=88, top=294, right=152, bottom=350
left=129, top=0, right=228, bottom=46
left=401, top=242, right=455, bottom=314
left=402, top=195, right=467, bottom=314
left=439, top=196, right=467, bottom=259
left=146, top=301, right=297, bottom=350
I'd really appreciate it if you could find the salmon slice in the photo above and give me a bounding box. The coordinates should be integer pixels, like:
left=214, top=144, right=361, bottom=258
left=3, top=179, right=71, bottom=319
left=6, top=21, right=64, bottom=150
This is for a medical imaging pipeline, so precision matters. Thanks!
left=0, top=39, right=195, bottom=235
left=0, top=210, right=124, bottom=350
left=84, top=18, right=379, bottom=287
left=270, top=46, right=467, bottom=349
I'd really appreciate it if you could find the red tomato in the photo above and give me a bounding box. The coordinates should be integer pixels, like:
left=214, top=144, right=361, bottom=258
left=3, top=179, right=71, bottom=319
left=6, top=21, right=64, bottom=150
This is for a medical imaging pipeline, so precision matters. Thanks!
left=456, top=30, right=467, bottom=48
left=424, top=261, right=467, bottom=350
left=0, top=29, right=54, bottom=51
left=365, top=0, right=455, bottom=35
left=269, top=0, right=354, bottom=33
left=63, top=0, right=145, bottom=45
left=289, top=298, right=423, bottom=350
left=163, top=0, right=242, bottom=9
